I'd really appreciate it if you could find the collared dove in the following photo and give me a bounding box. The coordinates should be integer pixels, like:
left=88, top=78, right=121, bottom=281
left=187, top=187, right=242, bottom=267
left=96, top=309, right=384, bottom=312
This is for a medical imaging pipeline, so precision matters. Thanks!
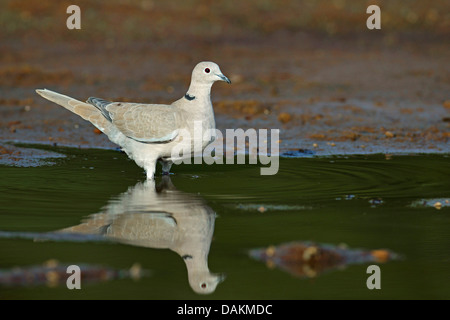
left=36, top=61, right=231, bottom=179
left=58, top=176, right=224, bottom=294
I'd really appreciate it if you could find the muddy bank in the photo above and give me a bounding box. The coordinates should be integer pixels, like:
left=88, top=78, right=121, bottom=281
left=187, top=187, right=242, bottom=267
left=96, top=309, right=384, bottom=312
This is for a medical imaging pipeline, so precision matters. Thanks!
left=0, top=1, right=449, bottom=158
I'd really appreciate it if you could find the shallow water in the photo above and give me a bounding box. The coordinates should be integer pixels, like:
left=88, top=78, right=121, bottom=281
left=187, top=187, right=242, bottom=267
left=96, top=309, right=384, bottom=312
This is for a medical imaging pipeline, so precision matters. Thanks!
left=0, top=145, right=449, bottom=299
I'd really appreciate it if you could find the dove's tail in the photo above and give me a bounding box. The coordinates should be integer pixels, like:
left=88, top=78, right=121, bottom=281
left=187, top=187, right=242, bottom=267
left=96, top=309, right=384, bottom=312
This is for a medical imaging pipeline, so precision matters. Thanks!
left=57, top=214, right=111, bottom=235
left=35, top=89, right=111, bottom=134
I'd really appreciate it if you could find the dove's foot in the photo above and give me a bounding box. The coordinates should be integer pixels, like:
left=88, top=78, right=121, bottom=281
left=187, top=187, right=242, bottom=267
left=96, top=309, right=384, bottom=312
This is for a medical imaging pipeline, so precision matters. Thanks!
left=145, top=167, right=156, bottom=180
left=159, top=159, right=173, bottom=176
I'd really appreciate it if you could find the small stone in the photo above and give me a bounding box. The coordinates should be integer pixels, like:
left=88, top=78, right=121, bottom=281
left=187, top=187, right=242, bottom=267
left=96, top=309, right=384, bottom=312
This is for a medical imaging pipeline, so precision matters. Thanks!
left=302, top=265, right=318, bottom=278
left=44, top=259, right=59, bottom=268
left=302, top=246, right=318, bottom=261
left=371, top=250, right=390, bottom=263
left=278, top=112, right=292, bottom=124
left=443, top=100, right=450, bottom=109
left=45, top=271, right=60, bottom=287
left=266, top=260, right=276, bottom=269
left=265, top=245, right=276, bottom=257
left=129, top=263, right=142, bottom=280
left=433, top=202, right=442, bottom=210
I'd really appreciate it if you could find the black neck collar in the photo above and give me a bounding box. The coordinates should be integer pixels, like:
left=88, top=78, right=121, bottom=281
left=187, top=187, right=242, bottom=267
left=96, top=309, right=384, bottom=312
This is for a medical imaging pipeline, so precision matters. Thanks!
left=184, top=93, right=196, bottom=101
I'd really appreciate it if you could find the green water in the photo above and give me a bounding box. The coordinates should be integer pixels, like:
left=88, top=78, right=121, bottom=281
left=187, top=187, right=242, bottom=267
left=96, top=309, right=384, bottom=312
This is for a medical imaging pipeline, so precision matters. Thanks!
left=0, top=145, right=449, bottom=299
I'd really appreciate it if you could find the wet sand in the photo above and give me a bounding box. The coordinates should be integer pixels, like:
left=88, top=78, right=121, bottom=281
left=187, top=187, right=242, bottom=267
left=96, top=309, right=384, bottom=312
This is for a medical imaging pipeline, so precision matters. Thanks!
left=1, top=1, right=449, bottom=159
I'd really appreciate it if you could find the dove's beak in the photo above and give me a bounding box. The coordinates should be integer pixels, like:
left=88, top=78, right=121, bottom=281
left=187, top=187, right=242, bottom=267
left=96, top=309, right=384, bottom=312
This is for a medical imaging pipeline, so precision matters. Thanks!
left=217, top=73, right=231, bottom=84
left=217, top=273, right=227, bottom=283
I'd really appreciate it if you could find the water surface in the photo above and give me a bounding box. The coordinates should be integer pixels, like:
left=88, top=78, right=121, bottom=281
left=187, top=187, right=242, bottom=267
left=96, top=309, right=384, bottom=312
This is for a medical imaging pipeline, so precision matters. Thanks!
left=0, top=145, right=449, bottom=299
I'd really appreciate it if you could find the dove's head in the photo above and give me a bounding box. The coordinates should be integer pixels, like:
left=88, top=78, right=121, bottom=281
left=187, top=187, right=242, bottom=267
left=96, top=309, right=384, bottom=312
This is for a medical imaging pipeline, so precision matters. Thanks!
left=189, top=271, right=226, bottom=295
left=191, top=61, right=231, bottom=86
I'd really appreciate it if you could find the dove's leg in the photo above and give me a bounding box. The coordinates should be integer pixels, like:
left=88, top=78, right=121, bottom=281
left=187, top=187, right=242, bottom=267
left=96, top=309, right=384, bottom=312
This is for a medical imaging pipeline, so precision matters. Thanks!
left=160, top=159, right=173, bottom=175
left=146, top=168, right=156, bottom=180
left=144, top=159, right=157, bottom=180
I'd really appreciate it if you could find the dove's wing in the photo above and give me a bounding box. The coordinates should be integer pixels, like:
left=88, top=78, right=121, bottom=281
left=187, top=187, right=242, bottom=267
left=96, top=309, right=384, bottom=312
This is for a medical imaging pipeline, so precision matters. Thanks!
left=92, top=101, right=179, bottom=143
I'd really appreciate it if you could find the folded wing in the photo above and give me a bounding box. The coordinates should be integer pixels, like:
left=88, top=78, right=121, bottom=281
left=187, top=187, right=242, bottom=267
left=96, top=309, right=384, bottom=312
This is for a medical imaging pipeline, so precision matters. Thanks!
left=87, top=99, right=179, bottom=143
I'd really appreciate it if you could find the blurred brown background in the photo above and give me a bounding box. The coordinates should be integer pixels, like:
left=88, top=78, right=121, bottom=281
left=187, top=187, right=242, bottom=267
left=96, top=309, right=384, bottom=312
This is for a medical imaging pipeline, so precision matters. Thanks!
left=1, top=0, right=449, bottom=154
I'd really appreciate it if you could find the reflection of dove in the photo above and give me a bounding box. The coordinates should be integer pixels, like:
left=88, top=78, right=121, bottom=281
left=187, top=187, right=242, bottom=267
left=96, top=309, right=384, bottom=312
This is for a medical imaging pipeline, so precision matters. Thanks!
left=36, top=62, right=230, bottom=179
left=58, top=176, right=224, bottom=294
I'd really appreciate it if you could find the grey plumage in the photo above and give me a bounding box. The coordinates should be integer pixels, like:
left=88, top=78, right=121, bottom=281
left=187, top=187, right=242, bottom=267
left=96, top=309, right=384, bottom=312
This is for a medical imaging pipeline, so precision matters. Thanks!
left=57, top=176, right=224, bottom=294
left=36, top=61, right=231, bottom=179
left=86, top=97, right=113, bottom=122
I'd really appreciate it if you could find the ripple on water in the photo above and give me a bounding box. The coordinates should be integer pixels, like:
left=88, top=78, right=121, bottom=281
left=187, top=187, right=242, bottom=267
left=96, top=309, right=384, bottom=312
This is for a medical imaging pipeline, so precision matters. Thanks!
left=210, top=156, right=450, bottom=203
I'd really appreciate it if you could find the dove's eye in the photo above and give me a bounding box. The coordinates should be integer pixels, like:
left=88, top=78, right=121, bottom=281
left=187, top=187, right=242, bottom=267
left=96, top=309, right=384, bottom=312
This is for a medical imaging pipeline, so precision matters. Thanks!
left=201, top=283, right=207, bottom=289
left=204, top=68, right=210, bottom=74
